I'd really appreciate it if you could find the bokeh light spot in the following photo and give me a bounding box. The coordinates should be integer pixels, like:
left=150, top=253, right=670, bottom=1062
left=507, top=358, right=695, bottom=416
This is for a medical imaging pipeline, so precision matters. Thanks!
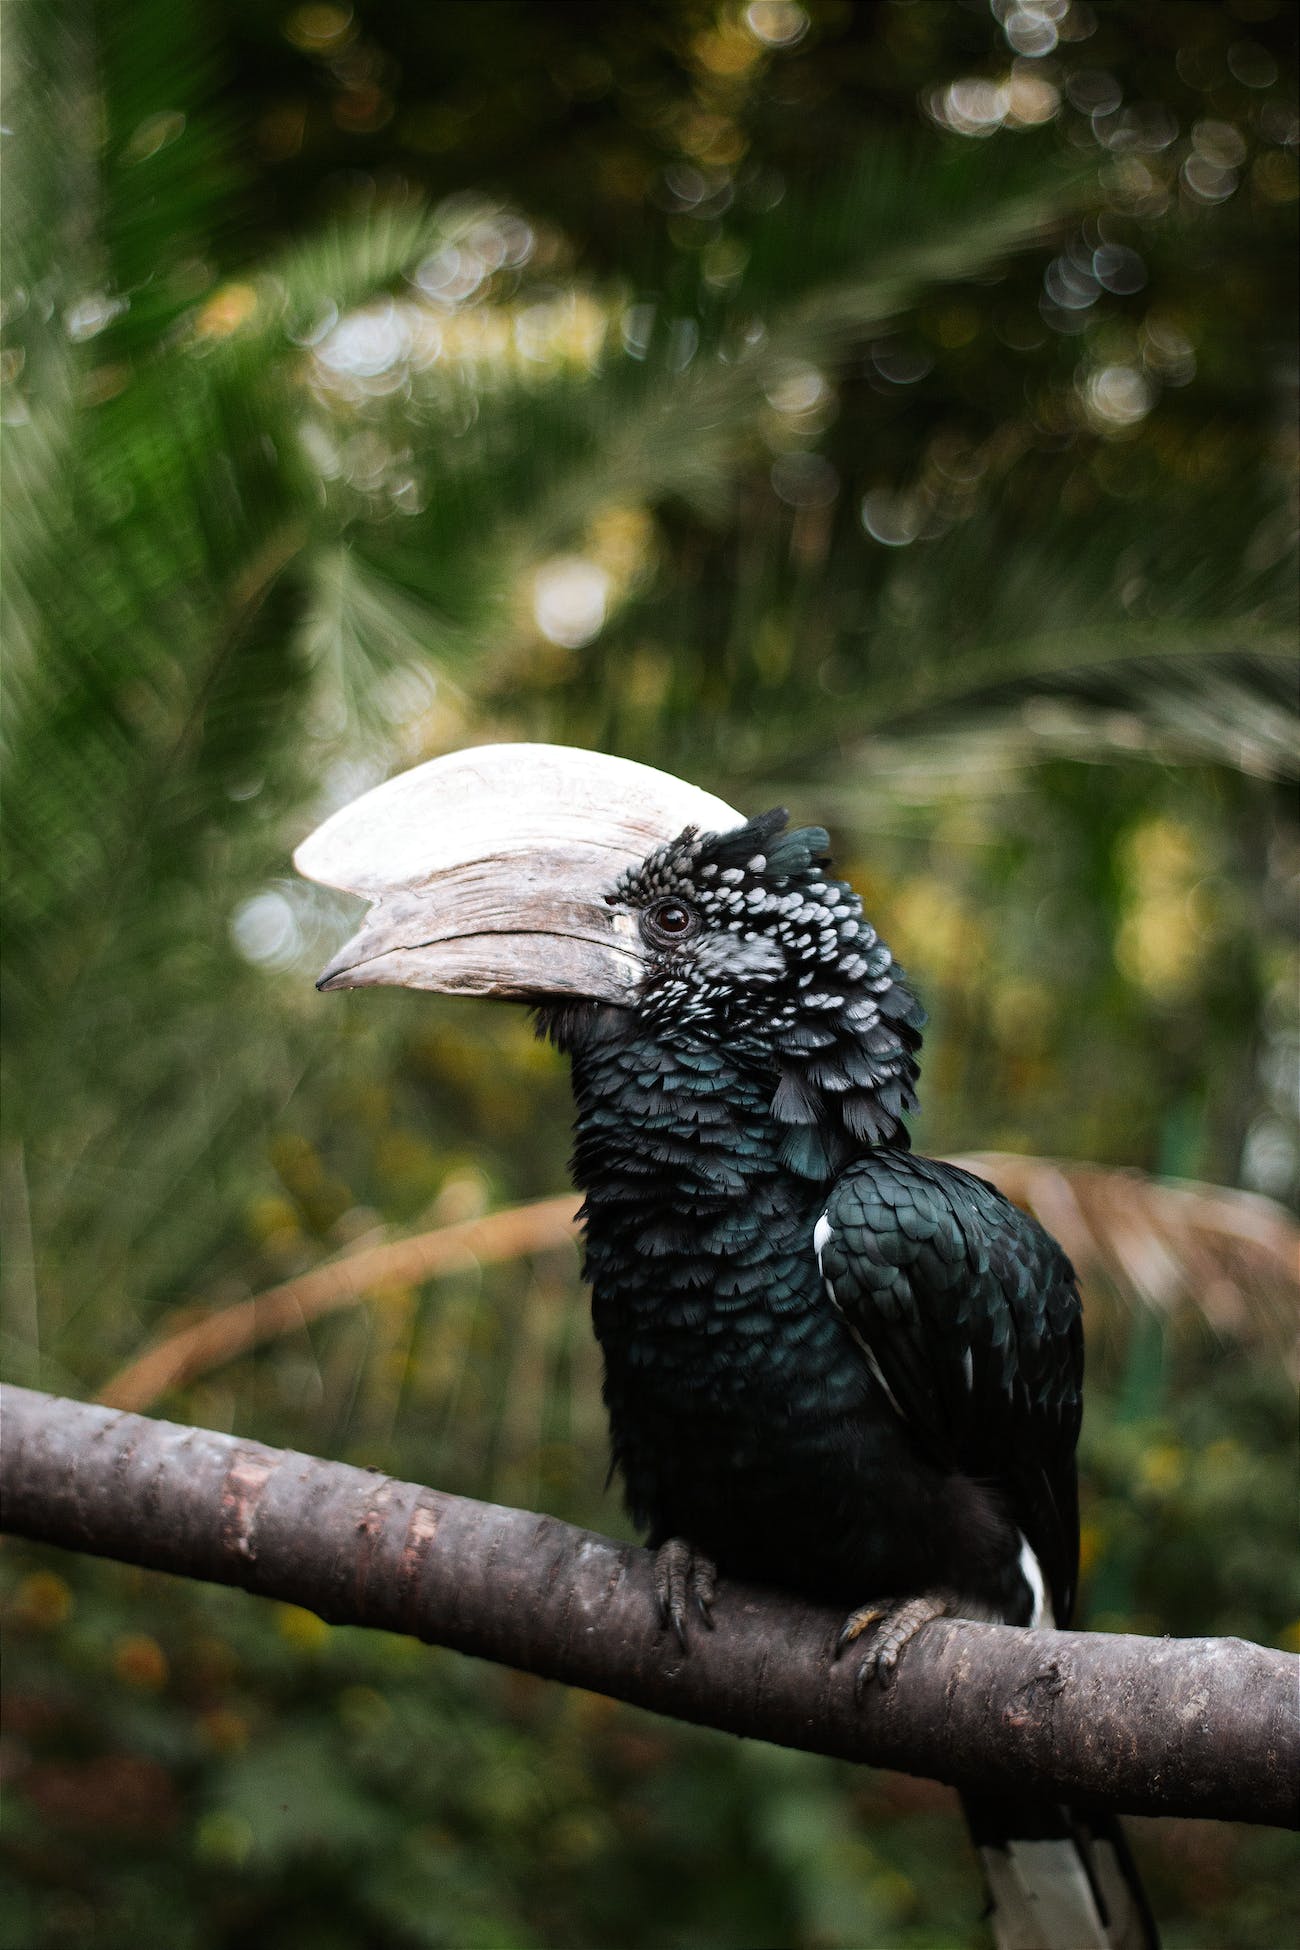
left=997, top=2, right=1061, bottom=60
left=1227, top=41, right=1279, bottom=90
left=284, top=4, right=354, bottom=52
left=232, top=891, right=304, bottom=970
left=15, top=1571, right=73, bottom=1628
left=64, top=293, right=128, bottom=342
left=316, top=303, right=410, bottom=379
left=1006, top=68, right=1061, bottom=125
left=533, top=557, right=612, bottom=648
left=764, top=363, right=830, bottom=417
left=871, top=339, right=935, bottom=384
left=1181, top=155, right=1238, bottom=204
left=930, top=79, right=1010, bottom=139
left=860, top=489, right=921, bottom=547
left=1084, top=364, right=1155, bottom=431
left=770, top=451, right=839, bottom=509
left=743, top=2, right=809, bottom=50
left=195, top=283, right=258, bottom=338
left=125, top=111, right=187, bottom=162
left=1092, top=244, right=1146, bottom=295
left=113, top=1633, right=170, bottom=1690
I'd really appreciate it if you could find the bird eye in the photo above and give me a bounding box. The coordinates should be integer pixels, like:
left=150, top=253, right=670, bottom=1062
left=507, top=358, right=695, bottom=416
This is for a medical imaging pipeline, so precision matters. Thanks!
left=642, top=898, right=698, bottom=947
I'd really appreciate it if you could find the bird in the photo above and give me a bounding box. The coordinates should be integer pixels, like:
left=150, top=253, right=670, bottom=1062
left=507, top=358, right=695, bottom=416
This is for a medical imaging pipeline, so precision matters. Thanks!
left=296, top=741, right=1158, bottom=1950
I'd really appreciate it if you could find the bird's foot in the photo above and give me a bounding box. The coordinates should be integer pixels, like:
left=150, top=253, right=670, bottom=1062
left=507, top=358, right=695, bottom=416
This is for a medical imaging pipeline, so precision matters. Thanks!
left=653, top=1537, right=718, bottom=1650
left=835, top=1591, right=953, bottom=1699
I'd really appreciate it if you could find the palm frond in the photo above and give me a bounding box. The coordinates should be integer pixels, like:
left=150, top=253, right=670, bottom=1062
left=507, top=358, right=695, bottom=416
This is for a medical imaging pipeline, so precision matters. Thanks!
left=95, top=1163, right=1298, bottom=1434
left=98, top=1195, right=580, bottom=1412
left=287, top=141, right=1090, bottom=695
left=957, top=1154, right=1299, bottom=1357
left=555, top=469, right=1296, bottom=786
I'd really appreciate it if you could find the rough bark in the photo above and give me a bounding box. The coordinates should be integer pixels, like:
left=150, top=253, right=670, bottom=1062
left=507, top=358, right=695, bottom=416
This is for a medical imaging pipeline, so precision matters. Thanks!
left=2, top=1384, right=1295, bottom=1828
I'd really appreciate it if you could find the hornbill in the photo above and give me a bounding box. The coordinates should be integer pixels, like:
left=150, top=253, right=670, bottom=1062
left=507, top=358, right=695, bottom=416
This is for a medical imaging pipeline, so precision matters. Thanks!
left=296, top=742, right=1157, bottom=1950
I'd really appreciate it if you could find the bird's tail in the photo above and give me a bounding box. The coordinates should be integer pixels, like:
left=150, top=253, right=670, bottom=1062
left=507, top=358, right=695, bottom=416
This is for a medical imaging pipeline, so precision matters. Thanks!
left=962, top=1792, right=1159, bottom=1950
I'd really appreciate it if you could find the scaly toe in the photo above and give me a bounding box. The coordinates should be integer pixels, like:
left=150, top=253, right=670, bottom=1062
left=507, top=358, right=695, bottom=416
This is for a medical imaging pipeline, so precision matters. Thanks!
left=840, top=1593, right=953, bottom=1699
left=653, top=1538, right=717, bottom=1650
left=693, top=1554, right=717, bottom=1628
left=835, top=1603, right=886, bottom=1658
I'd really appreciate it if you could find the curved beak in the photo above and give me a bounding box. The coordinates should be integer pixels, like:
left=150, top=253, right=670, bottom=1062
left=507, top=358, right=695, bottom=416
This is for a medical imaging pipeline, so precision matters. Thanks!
left=294, top=743, right=741, bottom=1004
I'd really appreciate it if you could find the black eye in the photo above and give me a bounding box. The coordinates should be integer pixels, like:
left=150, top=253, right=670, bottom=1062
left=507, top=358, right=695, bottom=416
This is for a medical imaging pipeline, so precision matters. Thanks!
left=642, top=898, right=699, bottom=948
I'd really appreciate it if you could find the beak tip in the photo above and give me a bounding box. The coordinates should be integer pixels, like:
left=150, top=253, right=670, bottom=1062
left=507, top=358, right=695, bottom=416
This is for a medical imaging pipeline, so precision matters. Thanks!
left=315, top=962, right=354, bottom=993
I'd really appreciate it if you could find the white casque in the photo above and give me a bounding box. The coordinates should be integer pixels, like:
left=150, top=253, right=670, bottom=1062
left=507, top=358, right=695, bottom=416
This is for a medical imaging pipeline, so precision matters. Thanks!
left=295, top=742, right=743, bottom=1002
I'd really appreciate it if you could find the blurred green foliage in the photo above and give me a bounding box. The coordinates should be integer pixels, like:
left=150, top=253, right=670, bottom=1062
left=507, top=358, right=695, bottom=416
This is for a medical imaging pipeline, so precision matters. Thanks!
left=2, top=1, right=1298, bottom=1945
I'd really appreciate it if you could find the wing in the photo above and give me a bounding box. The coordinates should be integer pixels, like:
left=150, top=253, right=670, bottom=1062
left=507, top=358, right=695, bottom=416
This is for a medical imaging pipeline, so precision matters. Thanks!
left=817, top=1152, right=1083, bottom=1623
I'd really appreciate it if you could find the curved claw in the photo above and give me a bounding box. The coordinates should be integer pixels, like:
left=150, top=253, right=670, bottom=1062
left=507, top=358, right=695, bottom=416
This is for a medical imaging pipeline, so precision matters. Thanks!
left=834, top=1593, right=952, bottom=1699
left=835, top=1603, right=886, bottom=1659
left=654, top=1537, right=718, bottom=1650
left=692, top=1552, right=717, bottom=1629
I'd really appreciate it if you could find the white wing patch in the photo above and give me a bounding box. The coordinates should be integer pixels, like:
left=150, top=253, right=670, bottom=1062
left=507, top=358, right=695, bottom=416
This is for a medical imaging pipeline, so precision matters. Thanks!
left=813, top=1208, right=907, bottom=1423
left=1017, top=1533, right=1052, bottom=1629
left=815, top=1211, right=1056, bottom=1643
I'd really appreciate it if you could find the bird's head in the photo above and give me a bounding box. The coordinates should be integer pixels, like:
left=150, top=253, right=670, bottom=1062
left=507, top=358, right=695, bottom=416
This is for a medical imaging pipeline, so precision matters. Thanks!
left=296, top=744, right=924, bottom=1175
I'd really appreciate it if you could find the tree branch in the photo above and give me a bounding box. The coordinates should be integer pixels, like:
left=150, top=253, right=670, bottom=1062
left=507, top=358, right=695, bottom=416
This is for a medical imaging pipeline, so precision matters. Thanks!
left=2, top=1385, right=1295, bottom=1829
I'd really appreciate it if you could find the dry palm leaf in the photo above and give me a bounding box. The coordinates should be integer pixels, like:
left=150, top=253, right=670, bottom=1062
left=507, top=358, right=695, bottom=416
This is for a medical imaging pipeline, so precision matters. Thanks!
left=98, top=1196, right=580, bottom=1413
left=960, top=1153, right=1298, bottom=1353
left=97, top=1158, right=1298, bottom=1415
